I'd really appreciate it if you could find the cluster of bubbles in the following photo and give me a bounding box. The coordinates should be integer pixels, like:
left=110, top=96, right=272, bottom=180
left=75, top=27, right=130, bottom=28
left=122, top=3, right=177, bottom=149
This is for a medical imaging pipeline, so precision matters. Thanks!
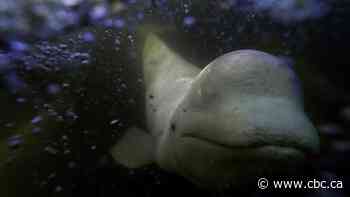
left=0, top=0, right=82, bottom=39
left=0, top=0, right=200, bottom=98
left=229, top=0, right=330, bottom=23
left=0, top=0, right=206, bottom=44
left=253, top=0, right=329, bottom=23
left=0, top=2, right=147, bottom=194
left=0, top=0, right=149, bottom=47
left=0, top=0, right=332, bottom=44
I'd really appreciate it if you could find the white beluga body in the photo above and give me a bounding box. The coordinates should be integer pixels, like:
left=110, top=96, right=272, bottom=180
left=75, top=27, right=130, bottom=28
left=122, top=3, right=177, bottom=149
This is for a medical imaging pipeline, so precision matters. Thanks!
left=110, top=33, right=320, bottom=189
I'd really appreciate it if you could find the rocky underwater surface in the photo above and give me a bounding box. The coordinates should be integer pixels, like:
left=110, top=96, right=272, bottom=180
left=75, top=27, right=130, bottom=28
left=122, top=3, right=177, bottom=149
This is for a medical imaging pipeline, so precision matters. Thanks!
left=0, top=0, right=350, bottom=197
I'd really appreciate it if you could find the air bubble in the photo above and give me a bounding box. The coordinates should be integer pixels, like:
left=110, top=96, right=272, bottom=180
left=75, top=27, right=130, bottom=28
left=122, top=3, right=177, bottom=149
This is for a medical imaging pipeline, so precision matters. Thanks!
left=7, top=135, right=23, bottom=149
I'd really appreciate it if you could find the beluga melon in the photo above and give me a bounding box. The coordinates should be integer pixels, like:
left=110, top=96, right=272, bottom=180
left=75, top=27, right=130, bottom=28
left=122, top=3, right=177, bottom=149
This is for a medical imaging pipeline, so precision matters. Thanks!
left=110, top=32, right=320, bottom=190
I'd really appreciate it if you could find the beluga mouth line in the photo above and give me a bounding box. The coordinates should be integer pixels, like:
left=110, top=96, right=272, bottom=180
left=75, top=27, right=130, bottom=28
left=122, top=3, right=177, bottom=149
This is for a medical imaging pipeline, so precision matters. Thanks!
left=110, top=32, right=320, bottom=190
left=180, top=133, right=308, bottom=152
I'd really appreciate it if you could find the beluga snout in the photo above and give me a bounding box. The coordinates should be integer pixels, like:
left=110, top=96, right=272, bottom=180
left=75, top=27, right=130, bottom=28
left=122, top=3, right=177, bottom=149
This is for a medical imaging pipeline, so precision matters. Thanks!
left=110, top=33, right=320, bottom=190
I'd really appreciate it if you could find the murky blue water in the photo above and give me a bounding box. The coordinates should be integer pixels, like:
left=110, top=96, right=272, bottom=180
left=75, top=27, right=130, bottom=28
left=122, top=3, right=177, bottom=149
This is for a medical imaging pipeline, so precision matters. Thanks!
left=0, top=0, right=349, bottom=197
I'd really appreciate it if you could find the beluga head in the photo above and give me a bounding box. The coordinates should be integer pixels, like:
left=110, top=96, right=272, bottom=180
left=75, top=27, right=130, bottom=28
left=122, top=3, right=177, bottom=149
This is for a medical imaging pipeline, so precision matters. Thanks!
left=110, top=33, right=320, bottom=190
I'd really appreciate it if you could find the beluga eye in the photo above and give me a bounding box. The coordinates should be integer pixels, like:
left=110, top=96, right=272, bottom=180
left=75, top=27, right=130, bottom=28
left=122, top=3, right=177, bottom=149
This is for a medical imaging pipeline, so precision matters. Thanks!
left=170, top=123, right=176, bottom=132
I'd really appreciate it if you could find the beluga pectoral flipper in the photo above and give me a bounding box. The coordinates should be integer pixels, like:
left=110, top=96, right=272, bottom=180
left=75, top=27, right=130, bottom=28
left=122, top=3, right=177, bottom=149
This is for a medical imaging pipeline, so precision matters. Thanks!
left=110, top=32, right=320, bottom=190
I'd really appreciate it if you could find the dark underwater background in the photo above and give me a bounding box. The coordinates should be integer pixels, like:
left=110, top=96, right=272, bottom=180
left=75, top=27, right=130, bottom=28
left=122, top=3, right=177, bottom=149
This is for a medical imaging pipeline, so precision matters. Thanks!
left=0, top=0, right=349, bottom=196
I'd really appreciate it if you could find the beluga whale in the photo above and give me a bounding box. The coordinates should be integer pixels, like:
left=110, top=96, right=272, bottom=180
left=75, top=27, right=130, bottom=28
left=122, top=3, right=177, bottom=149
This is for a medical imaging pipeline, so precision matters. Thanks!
left=110, top=32, right=320, bottom=190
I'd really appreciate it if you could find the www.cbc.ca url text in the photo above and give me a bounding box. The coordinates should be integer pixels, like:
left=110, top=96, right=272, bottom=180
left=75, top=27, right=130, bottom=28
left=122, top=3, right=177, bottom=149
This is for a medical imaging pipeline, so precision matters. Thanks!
left=257, top=178, right=344, bottom=190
